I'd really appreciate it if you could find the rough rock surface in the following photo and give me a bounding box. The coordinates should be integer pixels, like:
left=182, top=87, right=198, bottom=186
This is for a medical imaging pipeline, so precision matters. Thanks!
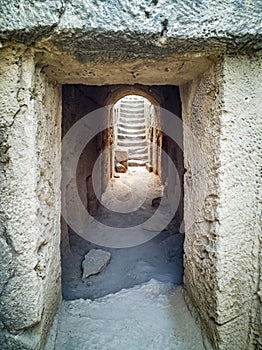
left=0, top=0, right=261, bottom=53
left=0, top=46, right=61, bottom=349
left=115, top=149, right=128, bottom=163
left=0, top=1, right=261, bottom=86
left=181, top=55, right=262, bottom=348
left=82, top=249, right=111, bottom=280
left=0, top=2, right=261, bottom=349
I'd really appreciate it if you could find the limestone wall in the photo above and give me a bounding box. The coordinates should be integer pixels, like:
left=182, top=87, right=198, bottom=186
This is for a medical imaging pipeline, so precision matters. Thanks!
left=181, top=54, right=261, bottom=349
left=0, top=45, right=61, bottom=349
left=0, top=36, right=260, bottom=350
left=180, top=61, right=221, bottom=347
left=61, top=85, right=119, bottom=258
left=216, top=54, right=261, bottom=349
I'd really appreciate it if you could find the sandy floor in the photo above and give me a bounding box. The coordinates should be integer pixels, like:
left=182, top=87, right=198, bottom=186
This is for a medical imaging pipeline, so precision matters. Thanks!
left=62, top=167, right=184, bottom=300
left=51, top=280, right=206, bottom=350
left=49, top=167, right=209, bottom=349
left=62, top=229, right=184, bottom=300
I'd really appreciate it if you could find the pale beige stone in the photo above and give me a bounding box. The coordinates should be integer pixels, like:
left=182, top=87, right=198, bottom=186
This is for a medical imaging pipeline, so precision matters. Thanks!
left=0, top=2, right=260, bottom=348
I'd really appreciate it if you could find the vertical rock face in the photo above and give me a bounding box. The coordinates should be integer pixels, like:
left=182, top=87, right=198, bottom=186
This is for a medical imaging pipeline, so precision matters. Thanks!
left=0, top=45, right=62, bottom=349
left=181, top=54, right=262, bottom=349
left=216, top=54, right=261, bottom=349
left=181, top=62, right=222, bottom=346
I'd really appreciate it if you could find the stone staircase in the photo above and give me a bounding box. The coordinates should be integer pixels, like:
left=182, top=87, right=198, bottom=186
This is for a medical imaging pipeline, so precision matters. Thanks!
left=117, top=96, right=148, bottom=166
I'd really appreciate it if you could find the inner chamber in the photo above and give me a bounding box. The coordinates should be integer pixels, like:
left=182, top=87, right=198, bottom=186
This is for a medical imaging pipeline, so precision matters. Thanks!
left=61, top=85, right=184, bottom=301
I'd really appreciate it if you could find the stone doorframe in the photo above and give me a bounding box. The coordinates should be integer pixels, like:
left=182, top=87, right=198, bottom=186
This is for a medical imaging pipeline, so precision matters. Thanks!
left=0, top=42, right=261, bottom=350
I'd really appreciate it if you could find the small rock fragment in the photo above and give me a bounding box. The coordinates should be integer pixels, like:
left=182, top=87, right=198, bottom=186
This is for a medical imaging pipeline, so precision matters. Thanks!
left=115, top=149, right=128, bottom=163
left=120, top=160, right=128, bottom=169
left=115, top=162, right=127, bottom=173
left=146, top=162, right=153, bottom=172
left=82, top=249, right=111, bottom=280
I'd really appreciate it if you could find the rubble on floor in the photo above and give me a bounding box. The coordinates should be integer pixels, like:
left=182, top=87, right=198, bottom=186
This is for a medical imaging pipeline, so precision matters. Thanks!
left=82, top=249, right=111, bottom=280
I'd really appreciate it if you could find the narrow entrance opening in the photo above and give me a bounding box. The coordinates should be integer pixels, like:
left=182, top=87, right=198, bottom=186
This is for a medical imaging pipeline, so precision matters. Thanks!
left=54, top=84, right=207, bottom=349
left=114, top=95, right=149, bottom=168
left=61, top=85, right=184, bottom=301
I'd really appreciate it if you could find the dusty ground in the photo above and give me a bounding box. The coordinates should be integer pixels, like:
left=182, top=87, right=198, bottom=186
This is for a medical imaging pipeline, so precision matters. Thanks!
left=50, top=280, right=207, bottom=350
left=62, top=229, right=184, bottom=300
left=49, top=168, right=208, bottom=349
left=62, top=167, right=184, bottom=300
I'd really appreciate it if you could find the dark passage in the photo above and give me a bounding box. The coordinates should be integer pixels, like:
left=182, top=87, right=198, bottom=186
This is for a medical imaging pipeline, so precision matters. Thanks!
left=61, top=85, right=184, bottom=301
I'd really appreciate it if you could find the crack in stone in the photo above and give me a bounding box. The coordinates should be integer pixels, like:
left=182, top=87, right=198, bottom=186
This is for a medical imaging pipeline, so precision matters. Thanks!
left=214, top=312, right=246, bottom=327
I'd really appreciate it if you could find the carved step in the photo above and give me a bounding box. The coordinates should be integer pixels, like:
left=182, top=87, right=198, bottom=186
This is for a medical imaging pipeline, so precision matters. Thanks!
left=129, top=148, right=147, bottom=155
left=119, top=146, right=147, bottom=154
left=118, top=140, right=147, bottom=148
left=118, top=122, right=146, bottom=129
left=127, top=159, right=147, bottom=166
left=118, top=126, right=146, bottom=135
left=120, top=110, right=144, bottom=115
left=118, top=133, right=146, bottom=140
left=127, top=153, right=148, bottom=160
left=120, top=103, right=144, bottom=111
left=119, top=116, right=145, bottom=127
left=117, top=97, right=147, bottom=165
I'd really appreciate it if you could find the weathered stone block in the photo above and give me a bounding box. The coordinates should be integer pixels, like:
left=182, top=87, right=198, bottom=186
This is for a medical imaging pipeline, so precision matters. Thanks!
left=115, top=149, right=128, bottom=163
left=0, top=45, right=62, bottom=348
